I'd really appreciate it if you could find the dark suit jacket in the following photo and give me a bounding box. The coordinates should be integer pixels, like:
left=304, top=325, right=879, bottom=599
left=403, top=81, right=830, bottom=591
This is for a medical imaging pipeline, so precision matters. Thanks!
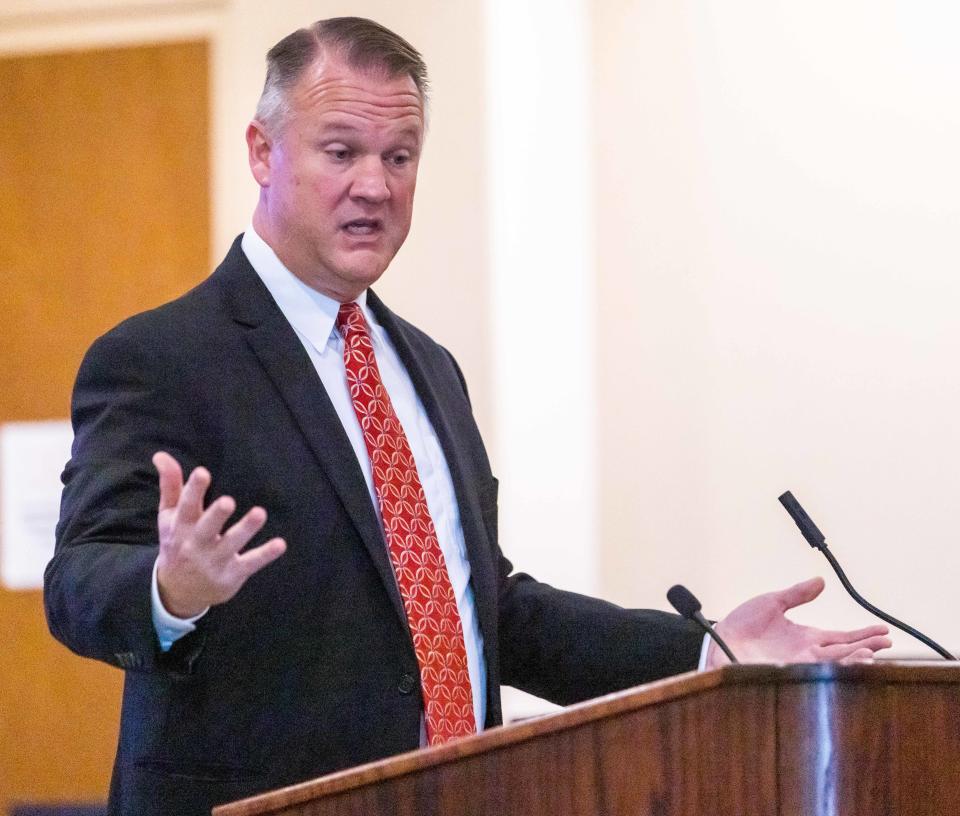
left=44, top=237, right=702, bottom=815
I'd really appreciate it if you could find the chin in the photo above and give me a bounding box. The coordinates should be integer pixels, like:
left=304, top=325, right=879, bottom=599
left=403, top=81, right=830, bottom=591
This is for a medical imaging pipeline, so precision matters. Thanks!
left=341, top=255, right=393, bottom=285
left=334, top=266, right=385, bottom=295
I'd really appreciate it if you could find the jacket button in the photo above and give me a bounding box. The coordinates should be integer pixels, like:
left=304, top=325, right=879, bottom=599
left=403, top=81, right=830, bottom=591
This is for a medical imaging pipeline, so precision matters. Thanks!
left=398, top=672, right=416, bottom=694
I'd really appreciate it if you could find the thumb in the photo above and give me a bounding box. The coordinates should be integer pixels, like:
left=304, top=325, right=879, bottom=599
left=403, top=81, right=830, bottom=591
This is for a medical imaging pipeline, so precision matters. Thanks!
left=153, top=451, right=184, bottom=511
left=776, top=576, right=826, bottom=611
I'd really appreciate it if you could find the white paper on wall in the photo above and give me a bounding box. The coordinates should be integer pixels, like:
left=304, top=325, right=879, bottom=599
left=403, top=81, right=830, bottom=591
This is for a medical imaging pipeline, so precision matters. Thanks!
left=0, top=420, right=73, bottom=590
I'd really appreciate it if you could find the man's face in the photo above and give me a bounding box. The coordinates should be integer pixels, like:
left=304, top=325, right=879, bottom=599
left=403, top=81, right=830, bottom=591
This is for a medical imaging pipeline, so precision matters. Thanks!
left=248, top=54, right=424, bottom=301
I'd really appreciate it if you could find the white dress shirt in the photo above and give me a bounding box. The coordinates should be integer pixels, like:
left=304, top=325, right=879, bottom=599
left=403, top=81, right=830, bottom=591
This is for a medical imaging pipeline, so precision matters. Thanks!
left=152, top=226, right=487, bottom=731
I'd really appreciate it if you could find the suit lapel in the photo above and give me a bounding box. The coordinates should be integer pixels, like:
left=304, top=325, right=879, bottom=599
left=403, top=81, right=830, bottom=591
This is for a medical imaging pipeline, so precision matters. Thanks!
left=212, top=242, right=408, bottom=628
left=368, top=292, right=499, bottom=668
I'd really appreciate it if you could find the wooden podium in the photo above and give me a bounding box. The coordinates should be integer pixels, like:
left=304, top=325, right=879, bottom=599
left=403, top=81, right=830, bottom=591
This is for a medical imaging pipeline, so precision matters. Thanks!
left=214, top=662, right=960, bottom=816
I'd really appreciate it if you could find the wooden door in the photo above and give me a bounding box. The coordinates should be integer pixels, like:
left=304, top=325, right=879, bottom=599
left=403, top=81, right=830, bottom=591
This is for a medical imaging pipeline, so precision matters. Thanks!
left=0, top=39, right=210, bottom=807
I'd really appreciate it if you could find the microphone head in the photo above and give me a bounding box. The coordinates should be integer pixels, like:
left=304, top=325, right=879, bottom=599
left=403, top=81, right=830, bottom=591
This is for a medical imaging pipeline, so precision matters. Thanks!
left=778, top=490, right=827, bottom=549
left=667, top=584, right=702, bottom=620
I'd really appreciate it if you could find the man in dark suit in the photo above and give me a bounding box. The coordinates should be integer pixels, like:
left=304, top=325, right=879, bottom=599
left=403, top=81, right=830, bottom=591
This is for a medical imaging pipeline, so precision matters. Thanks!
left=44, top=17, right=889, bottom=816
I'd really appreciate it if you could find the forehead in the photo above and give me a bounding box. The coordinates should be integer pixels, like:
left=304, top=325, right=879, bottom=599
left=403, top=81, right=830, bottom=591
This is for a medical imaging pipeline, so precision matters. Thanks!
left=289, top=55, right=424, bottom=133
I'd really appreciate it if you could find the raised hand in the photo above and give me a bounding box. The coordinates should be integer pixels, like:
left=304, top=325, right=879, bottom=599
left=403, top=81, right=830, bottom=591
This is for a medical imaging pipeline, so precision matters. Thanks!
left=153, top=451, right=287, bottom=618
left=707, top=576, right=892, bottom=669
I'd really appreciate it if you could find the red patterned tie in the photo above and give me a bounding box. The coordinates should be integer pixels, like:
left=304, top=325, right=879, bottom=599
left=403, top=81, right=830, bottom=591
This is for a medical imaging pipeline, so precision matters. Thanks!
left=336, top=302, right=477, bottom=745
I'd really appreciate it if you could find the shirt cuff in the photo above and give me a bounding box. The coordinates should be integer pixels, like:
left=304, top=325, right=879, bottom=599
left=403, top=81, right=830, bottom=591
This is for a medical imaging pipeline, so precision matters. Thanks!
left=151, top=558, right=208, bottom=652
left=697, top=632, right=712, bottom=671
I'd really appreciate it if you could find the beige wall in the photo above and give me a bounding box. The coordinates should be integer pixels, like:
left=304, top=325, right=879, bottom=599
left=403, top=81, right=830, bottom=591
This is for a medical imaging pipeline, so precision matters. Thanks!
left=594, top=0, right=960, bottom=654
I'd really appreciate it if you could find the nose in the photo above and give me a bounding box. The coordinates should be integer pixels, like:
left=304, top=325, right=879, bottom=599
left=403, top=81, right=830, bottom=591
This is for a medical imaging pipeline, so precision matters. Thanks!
left=349, top=156, right=390, bottom=204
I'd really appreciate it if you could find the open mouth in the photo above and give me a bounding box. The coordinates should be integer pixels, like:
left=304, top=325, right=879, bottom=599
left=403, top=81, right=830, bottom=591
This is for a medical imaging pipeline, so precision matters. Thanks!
left=342, top=218, right=383, bottom=236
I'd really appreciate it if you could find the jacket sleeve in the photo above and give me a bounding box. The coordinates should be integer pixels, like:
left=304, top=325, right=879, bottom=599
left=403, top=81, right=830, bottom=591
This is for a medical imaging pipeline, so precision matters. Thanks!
left=496, top=557, right=704, bottom=705
left=44, top=321, right=208, bottom=674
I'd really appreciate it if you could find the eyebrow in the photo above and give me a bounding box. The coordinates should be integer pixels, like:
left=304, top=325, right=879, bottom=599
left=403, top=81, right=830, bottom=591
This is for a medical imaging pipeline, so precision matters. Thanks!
left=320, top=122, right=361, bottom=134
left=322, top=114, right=419, bottom=133
left=319, top=121, right=421, bottom=138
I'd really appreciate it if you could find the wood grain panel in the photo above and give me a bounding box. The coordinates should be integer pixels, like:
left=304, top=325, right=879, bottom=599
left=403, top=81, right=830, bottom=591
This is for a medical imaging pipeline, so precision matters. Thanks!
left=217, top=669, right=781, bottom=816
left=0, top=40, right=209, bottom=807
left=278, top=690, right=778, bottom=816
left=777, top=667, right=960, bottom=816
left=216, top=664, right=960, bottom=816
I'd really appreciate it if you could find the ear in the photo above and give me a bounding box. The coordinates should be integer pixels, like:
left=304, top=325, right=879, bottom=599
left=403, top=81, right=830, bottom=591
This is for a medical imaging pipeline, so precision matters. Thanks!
left=247, top=120, right=273, bottom=187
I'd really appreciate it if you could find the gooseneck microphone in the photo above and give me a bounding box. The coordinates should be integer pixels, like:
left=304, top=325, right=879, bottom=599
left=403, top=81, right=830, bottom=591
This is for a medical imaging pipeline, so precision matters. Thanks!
left=778, top=490, right=955, bottom=660
left=667, top=584, right=739, bottom=664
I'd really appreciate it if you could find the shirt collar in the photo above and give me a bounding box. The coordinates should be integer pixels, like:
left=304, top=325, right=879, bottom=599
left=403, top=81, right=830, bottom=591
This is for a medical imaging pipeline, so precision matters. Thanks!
left=241, top=225, right=377, bottom=355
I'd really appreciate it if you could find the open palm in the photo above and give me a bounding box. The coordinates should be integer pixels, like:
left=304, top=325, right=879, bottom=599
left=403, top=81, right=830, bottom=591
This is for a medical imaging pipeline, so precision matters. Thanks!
left=708, top=577, right=891, bottom=668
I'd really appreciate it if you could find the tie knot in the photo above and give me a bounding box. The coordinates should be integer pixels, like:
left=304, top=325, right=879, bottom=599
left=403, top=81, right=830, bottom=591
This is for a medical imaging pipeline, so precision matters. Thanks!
left=336, top=301, right=366, bottom=339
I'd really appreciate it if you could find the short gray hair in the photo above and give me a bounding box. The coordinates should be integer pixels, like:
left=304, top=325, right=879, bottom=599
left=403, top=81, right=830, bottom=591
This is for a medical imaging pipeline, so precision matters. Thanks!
left=255, top=17, right=429, bottom=132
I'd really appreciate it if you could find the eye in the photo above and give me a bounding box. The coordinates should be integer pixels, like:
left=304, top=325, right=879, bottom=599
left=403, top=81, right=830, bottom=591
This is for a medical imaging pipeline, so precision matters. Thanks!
left=388, top=151, right=413, bottom=167
left=326, top=146, right=353, bottom=162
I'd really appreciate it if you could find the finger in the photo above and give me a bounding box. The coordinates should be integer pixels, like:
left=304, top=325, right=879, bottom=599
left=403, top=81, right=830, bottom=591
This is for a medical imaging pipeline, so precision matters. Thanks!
left=775, top=576, right=826, bottom=611
left=153, top=451, right=184, bottom=512
left=857, top=634, right=893, bottom=652
left=235, top=537, right=287, bottom=578
left=840, top=647, right=877, bottom=664
left=191, top=495, right=238, bottom=546
left=816, top=635, right=892, bottom=661
left=219, top=506, right=269, bottom=555
left=817, top=623, right=890, bottom=645
left=175, top=466, right=212, bottom=525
